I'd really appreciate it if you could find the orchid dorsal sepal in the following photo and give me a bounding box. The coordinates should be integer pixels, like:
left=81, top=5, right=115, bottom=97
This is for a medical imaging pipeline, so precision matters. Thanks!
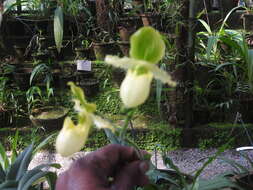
left=68, top=82, right=96, bottom=113
left=105, top=55, right=176, bottom=87
left=130, top=26, right=165, bottom=64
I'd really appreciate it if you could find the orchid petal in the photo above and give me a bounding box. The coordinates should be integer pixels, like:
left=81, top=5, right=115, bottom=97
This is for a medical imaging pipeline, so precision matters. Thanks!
left=105, top=56, right=146, bottom=70
left=148, top=64, right=176, bottom=87
left=92, top=115, right=115, bottom=132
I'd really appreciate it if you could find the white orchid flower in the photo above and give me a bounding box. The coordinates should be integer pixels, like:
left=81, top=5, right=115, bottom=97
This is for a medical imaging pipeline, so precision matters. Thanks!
left=56, top=82, right=114, bottom=157
left=105, top=27, right=176, bottom=108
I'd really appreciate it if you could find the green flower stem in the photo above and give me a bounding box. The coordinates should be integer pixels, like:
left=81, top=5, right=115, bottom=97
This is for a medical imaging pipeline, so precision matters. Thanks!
left=119, top=108, right=135, bottom=142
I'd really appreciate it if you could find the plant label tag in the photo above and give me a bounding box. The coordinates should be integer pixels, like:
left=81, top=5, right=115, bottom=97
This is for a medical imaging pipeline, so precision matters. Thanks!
left=77, top=60, right=92, bottom=71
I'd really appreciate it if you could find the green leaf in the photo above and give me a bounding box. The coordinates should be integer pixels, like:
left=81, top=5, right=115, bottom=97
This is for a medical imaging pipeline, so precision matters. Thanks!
left=0, top=163, right=6, bottom=183
left=10, top=131, right=19, bottom=164
left=206, top=35, right=218, bottom=59
left=0, top=142, right=9, bottom=171
left=30, top=64, right=48, bottom=85
left=54, top=6, right=64, bottom=53
left=0, top=180, right=18, bottom=188
left=6, top=144, right=33, bottom=181
left=248, top=49, right=253, bottom=92
left=45, top=172, right=58, bottom=190
left=18, top=164, right=60, bottom=190
left=198, top=19, right=212, bottom=35
left=219, top=6, right=245, bottom=34
left=0, top=12, right=2, bottom=28
left=19, top=171, right=50, bottom=190
left=214, top=62, right=237, bottom=72
left=219, top=157, right=249, bottom=173
left=197, top=175, right=243, bottom=190
left=130, top=26, right=165, bottom=64
left=33, top=133, right=57, bottom=154
left=162, top=155, right=187, bottom=187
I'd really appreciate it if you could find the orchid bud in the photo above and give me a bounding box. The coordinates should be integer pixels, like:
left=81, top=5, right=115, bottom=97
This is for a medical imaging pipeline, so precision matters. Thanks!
left=120, top=69, right=153, bottom=108
left=56, top=117, right=90, bottom=157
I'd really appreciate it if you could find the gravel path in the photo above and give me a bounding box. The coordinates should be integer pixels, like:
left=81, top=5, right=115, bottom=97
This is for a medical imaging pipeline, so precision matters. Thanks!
left=29, top=148, right=253, bottom=179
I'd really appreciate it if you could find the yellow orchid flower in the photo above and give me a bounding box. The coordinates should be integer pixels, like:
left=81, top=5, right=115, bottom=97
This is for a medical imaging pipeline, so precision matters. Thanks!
left=56, top=82, right=114, bottom=157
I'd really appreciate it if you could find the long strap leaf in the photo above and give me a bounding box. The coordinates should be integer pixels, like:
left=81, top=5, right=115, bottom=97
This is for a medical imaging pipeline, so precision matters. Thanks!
left=54, top=6, right=64, bottom=53
left=6, top=143, right=33, bottom=180
left=0, top=142, right=9, bottom=171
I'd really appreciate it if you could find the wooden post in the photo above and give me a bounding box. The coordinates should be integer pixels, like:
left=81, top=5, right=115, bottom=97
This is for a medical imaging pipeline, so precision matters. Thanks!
left=166, top=0, right=196, bottom=147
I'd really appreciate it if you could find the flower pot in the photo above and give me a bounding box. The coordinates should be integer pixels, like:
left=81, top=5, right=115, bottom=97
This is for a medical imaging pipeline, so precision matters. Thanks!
left=0, top=107, right=14, bottom=127
left=13, top=67, right=33, bottom=90
left=92, top=41, right=117, bottom=60
left=13, top=45, right=26, bottom=62
left=48, top=46, right=63, bottom=61
left=111, top=68, right=125, bottom=87
left=75, top=47, right=92, bottom=59
left=117, top=41, right=130, bottom=56
left=132, top=0, right=144, bottom=13
left=243, top=14, right=253, bottom=31
left=78, top=78, right=99, bottom=97
left=140, top=13, right=160, bottom=27
left=118, top=26, right=130, bottom=41
left=60, top=75, right=76, bottom=89
left=30, top=106, right=69, bottom=130
left=119, top=16, right=142, bottom=35
left=76, top=70, right=94, bottom=79
left=32, top=51, right=50, bottom=62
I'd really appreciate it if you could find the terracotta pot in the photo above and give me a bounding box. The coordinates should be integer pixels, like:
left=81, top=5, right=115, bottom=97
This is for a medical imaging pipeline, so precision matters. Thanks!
left=92, top=41, right=117, bottom=60
left=243, top=14, right=253, bottom=31
left=13, top=67, right=33, bottom=90
left=119, top=16, right=142, bottom=34
left=79, top=78, right=99, bottom=97
left=118, top=26, right=130, bottom=41
left=140, top=13, right=160, bottom=27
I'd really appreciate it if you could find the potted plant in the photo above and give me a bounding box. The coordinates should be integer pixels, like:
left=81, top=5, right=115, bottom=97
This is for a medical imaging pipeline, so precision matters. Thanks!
left=27, top=76, right=68, bottom=130
left=0, top=77, right=15, bottom=126
left=92, top=30, right=117, bottom=60
left=13, top=67, right=33, bottom=90
left=74, top=38, right=92, bottom=60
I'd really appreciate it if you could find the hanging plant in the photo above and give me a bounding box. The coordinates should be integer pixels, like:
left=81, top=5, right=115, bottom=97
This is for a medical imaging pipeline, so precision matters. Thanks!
left=54, top=6, right=64, bottom=53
